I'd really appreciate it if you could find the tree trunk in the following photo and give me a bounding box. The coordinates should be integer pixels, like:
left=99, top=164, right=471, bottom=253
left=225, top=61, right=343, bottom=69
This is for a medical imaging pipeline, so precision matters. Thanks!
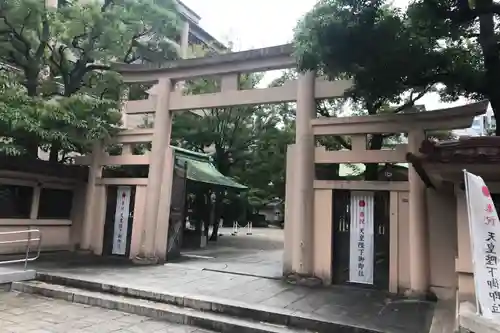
left=19, top=77, right=40, bottom=159
left=477, top=0, right=500, bottom=135
left=209, top=191, right=222, bottom=241
left=49, top=143, right=61, bottom=162
left=16, top=139, right=39, bottom=159
left=25, top=77, right=38, bottom=97
left=210, top=222, right=220, bottom=241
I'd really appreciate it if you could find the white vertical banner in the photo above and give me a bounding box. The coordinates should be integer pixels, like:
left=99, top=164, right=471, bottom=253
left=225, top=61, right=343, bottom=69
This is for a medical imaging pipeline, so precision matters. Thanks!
left=464, top=170, right=500, bottom=321
left=349, top=191, right=375, bottom=284
left=112, top=186, right=132, bottom=255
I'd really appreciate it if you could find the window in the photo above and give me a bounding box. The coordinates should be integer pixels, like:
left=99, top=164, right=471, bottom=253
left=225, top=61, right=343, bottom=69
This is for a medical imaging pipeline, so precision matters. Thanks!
left=0, top=184, right=33, bottom=218
left=38, top=188, right=74, bottom=220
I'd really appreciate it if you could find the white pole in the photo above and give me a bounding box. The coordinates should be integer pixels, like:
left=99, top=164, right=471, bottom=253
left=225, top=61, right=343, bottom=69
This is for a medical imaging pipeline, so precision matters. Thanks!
left=232, top=221, right=238, bottom=236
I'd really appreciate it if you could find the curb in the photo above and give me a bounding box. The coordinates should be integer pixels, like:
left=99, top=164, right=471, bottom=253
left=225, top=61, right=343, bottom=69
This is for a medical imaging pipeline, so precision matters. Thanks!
left=12, top=281, right=300, bottom=333
left=34, top=272, right=381, bottom=333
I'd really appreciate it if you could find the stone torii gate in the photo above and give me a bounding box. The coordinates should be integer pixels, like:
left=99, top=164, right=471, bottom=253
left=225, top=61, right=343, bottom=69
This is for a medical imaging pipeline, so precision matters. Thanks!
left=75, top=43, right=489, bottom=299
left=77, top=44, right=352, bottom=267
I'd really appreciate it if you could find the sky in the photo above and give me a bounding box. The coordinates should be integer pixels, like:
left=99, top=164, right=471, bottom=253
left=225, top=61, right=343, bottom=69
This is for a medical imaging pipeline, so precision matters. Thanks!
left=182, top=0, right=475, bottom=113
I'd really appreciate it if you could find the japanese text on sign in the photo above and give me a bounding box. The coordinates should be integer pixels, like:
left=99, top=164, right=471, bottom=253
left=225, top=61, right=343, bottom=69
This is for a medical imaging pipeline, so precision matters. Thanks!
left=112, top=186, right=131, bottom=255
left=357, top=204, right=366, bottom=278
left=464, top=170, right=500, bottom=321
left=349, top=192, right=374, bottom=285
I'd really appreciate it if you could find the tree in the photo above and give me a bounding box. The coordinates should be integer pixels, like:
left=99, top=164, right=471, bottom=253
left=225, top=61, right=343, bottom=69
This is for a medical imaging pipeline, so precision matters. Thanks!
left=49, top=0, right=180, bottom=97
left=0, top=69, right=122, bottom=157
left=0, top=69, right=51, bottom=156
left=295, top=0, right=500, bottom=136
left=229, top=103, right=295, bottom=206
left=0, top=0, right=181, bottom=160
left=0, top=69, right=121, bottom=158
left=293, top=0, right=463, bottom=179
left=406, top=0, right=499, bottom=134
left=168, top=51, right=298, bottom=236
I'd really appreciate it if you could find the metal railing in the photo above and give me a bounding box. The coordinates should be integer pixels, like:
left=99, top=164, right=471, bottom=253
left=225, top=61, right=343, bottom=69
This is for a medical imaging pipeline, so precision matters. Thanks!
left=0, top=230, right=42, bottom=270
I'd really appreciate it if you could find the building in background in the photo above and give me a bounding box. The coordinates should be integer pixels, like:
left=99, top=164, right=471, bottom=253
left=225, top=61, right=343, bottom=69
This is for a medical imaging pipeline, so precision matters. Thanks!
left=176, top=1, right=227, bottom=55
left=49, top=0, right=227, bottom=56
left=454, top=105, right=496, bottom=137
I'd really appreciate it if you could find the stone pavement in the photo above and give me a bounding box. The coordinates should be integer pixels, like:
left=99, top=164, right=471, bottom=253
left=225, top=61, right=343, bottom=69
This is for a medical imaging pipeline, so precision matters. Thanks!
left=215, top=227, right=284, bottom=246
left=176, top=226, right=283, bottom=278
left=177, top=247, right=283, bottom=279
left=0, top=291, right=215, bottom=333
left=24, top=262, right=435, bottom=333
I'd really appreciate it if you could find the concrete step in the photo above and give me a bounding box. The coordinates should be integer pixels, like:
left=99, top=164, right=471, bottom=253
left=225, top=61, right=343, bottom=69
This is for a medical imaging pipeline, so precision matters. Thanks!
left=12, top=280, right=313, bottom=333
left=34, top=272, right=382, bottom=333
left=0, top=268, right=35, bottom=284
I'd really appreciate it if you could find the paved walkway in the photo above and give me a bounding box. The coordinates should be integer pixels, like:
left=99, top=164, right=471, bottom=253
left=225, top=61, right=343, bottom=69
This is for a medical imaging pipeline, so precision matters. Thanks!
left=26, top=261, right=435, bottom=333
left=175, top=226, right=284, bottom=278
left=177, top=247, right=283, bottom=279
left=0, top=291, right=214, bottom=333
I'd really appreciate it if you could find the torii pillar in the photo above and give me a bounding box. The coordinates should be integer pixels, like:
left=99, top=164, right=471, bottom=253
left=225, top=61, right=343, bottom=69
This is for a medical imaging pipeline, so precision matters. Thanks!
left=292, top=71, right=316, bottom=275
left=134, top=79, right=174, bottom=263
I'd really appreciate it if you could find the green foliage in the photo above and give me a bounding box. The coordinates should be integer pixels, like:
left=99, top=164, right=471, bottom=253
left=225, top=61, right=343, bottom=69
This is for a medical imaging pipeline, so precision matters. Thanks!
left=0, top=70, right=121, bottom=158
left=294, top=0, right=500, bottom=135
left=172, top=104, right=294, bottom=204
left=293, top=0, right=464, bottom=179
left=405, top=0, right=484, bottom=102
left=294, top=0, right=440, bottom=112
left=0, top=70, right=50, bottom=156
left=170, top=58, right=295, bottom=204
left=49, top=0, right=181, bottom=96
left=0, top=0, right=181, bottom=160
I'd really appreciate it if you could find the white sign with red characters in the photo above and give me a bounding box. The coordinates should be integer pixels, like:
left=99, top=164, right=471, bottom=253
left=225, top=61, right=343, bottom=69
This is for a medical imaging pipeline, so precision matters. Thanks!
left=349, top=191, right=375, bottom=285
left=464, top=170, right=500, bottom=321
left=112, top=186, right=132, bottom=255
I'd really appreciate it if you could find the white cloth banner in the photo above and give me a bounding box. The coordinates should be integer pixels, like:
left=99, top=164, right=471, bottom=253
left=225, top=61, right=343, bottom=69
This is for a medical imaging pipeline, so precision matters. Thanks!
left=349, top=191, right=374, bottom=285
left=464, top=170, right=500, bottom=321
left=112, top=186, right=132, bottom=255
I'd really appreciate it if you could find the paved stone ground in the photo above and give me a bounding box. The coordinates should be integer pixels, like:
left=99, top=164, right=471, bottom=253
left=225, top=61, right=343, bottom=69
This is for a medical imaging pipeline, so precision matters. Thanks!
left=0, top=291, right=214, bottom=333
left=215, top=227, right=284, bottom=245
left=25, top=264, right=434, bottom=333
left=8, top=228, right=434, bottom=333
left=177, top=246, right=283, bottom=279
left=175, top=227, right=284, bottom=278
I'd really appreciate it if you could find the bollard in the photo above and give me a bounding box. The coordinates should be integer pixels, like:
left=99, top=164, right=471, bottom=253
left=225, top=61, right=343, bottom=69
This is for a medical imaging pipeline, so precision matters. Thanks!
left=218, top=219, right=223, bottom=237
left=231, top=221, right=238, bottom=236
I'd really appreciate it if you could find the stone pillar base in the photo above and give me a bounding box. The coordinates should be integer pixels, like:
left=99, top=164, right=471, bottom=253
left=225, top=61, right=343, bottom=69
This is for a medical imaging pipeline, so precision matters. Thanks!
left=459, top=301, right=500, bottom=333
left=404, top=288, right=438, bottom=302
left=132, top=255, right=160, bottom=265
left=284, top=272, right=323, bottom=287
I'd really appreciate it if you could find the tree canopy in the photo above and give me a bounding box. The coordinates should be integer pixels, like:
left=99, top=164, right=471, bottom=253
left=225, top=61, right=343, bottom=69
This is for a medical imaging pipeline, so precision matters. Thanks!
left=0, top=0, right=181, bottom=160
left=295, top=0, right=425, bottom=179
left=294, top=0, right=499, bottom=135
left=171, top=70, right=295, bottom=207
left=0, top=69, right=121, bottom=159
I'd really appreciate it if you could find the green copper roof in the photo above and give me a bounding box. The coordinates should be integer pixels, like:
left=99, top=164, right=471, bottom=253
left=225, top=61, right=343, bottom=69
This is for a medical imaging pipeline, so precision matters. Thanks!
left=172, top=147, right=247, bottom=190
left=171, top=146, right=211, bottom=162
